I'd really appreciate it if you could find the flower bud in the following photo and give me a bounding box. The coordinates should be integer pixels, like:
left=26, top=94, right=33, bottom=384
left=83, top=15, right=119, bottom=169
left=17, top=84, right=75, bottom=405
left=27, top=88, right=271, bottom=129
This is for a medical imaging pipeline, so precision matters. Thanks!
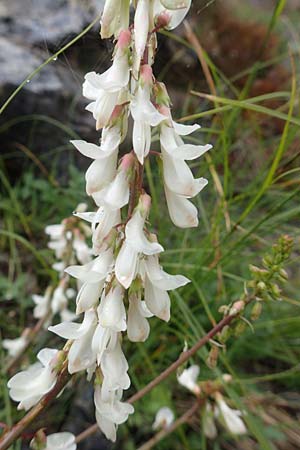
left=30, top=429, right=46, bottom=450
left=155, top=10, right=171, bottom=29
left=250, top=301, right=262, bottom=321
left=229, top=300, right=245, bottom=316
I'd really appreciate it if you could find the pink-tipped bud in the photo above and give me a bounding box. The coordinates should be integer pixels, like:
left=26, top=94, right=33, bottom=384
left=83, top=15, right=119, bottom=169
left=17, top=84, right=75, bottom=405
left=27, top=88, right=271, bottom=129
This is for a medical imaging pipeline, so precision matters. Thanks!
left=110, top=104, right=124, bottom=122
left=155, top=11, right=171, bottom=29
left=140, top=64, right=153, bottom=85
left=117, top=29, right=132, bottom=50
left=121, top=152, right=135, bottom=171
left=138, top=193, right=152, bottom=217
left=158, top=105, right=171, bottom=118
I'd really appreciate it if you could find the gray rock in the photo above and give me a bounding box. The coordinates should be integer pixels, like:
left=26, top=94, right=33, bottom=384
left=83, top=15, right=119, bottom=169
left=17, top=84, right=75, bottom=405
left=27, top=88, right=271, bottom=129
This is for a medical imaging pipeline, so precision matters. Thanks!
left=0, top=0, right=104, bottom=48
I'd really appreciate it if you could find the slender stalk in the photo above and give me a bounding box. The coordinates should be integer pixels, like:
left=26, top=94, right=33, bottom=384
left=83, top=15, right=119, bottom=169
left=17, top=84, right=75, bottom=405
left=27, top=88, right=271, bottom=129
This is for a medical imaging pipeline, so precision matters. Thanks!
left=75, top=312, right=236, bottom=444
left=137, top=400, right=202, bottom=450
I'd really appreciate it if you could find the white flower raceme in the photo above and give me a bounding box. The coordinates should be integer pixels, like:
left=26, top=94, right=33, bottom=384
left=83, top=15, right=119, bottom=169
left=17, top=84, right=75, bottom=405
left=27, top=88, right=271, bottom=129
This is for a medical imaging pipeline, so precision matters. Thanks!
left=154, top=0, right=191, bottom=30
left=131, top=65, right=165, bottom=164
left=115, top=194, right=164, bottom=289
left=83, top=29, right=131, bottom=130
left=94, top=386, right=134, bottom=442
left=100, top=0, right=131, bottom=39
left=49, top=309, right=98, bottom=374
left=153, top=406, right=174, bottom=430
left=7, top=348, right=58, bottom=410
left=2, top=335, right=27, bottom=357
left=44, top=432, right=77, bottom=450
left=215, top=393, right=247, bottom=435
left=177, top=364, right=201, bottom=395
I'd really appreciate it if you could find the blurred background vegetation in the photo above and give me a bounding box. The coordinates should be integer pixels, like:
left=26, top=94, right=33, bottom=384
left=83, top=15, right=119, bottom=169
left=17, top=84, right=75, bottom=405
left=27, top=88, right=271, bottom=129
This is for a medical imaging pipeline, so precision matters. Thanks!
left=0, top=0, right=300, bottom=449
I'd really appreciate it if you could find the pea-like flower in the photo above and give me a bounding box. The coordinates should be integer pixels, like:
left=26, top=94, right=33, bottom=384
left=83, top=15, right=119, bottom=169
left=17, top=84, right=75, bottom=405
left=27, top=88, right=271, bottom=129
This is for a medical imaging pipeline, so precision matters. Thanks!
left=7, top=348, right=58, bottom=410
left=153, top=406, right=174, bottom=430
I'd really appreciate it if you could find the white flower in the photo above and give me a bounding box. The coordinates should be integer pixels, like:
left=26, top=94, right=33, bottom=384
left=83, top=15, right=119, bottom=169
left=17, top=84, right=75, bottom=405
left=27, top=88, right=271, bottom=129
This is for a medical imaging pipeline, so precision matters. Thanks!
left=164, top=185, right=199, bottom=228
left=92, top=206, right=121, bottom=255
left=115, top=195, right=164, bottom=289
left=177, top=365, right=200, bottom=395
left=98, top=285, right=127, bottom=332
left=2, top=336, right=27, bottom=357
left=92, top=325, right=117, bottom=365
left=49, top=310, right=98, bottom=374
left=160, top=123, right=210, bottom=197
left=92, top=152, right=134, bottom=211
left=131, top=66, right=165, bottom=163
left=159, top=121, right=211, bottom=227
left=153, top=406, right=174, bottom=430
left=101, top=0, right=130, bottom=39
left=73, top=235, right=92, bottom=265
left=83, top=30, right=131, bottom=130
left=7, top=348, right=58, bottom=410
left=215, top=393, right=247, bottom=435
left=101, top=337, right=130, bottom=395
left=154, top=0, right=191, bottom=30
left=51, top=286, right=67, bottom=315
left=32, top=289, right=51, bottom=319
left=203, top=403, right=217, bottom=439
left=94, top=386, right=134, bottom=442
left=45, top=224, right=64, bottom=240
left=127, top=294, right=153, bottom=342
left=142, top=254, right=189, bottom=321
left=65, top=249, right=114, bottom=314
left=133, top=0, right=150, bottom=73
left=45, top=432, right=76, bottom=450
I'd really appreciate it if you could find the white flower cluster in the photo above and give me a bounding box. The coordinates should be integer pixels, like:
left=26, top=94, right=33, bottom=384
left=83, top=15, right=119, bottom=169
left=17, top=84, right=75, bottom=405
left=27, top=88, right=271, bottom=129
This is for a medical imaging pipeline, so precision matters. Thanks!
left=33, top=207, right=92, bottom=325
left=7, top=0, right=212, bottom=443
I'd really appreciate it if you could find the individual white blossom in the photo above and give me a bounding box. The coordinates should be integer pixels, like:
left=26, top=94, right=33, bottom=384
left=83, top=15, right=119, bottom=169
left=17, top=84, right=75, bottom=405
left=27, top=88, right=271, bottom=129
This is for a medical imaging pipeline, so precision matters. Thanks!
left=94, top=386, right=134, bottom=442
left=143, top=254, right=189, bottom=321
left=32, top=288, right=51, bottom=319
left=215, top=393, right=247, bottom=435
left=159, top=118, right=211, bottom=228
left=44, top=432, right=77, bottom=450
left=127, top=294, right=152, bottom=342
left=177, top=364, right=201, bottom=395
left=83, top=30, right=131, bottom=130
left=115, top=194, right=164, bottom=289
left=131, top=65, right=165, bottom=164
left=2, top=336, right=27, bottom=357
left=203, top=403, right=217, bottom=439
left=7, top=348, right=58, bottom=410
left=153, top=406, right=174, bottom=430
left=49, top=309, right=98, bottom=374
